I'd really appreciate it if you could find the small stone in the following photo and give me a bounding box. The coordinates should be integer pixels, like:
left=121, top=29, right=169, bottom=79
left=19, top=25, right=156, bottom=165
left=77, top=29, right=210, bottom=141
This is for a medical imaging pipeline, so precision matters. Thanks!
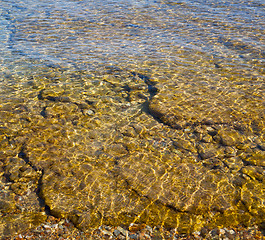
left=197, top=145, right=217, bottom=159
left=193, top=231, right=201, bottom=237
left=220, top=135, right=236, bottom=146
left=58, top=220, right=65, bottom=225
left=83, top=109, right=94, bottom=116
left=58, top=224, right=64, bottom=229
left=129, top=233, right=138, bottom=239
left=51, top=224, right=58, bottom=229
left=145, top=225, right=153, bottom=233
left=129, top=223, right=138, bottom=232
left=43, top=224, right=51, bottom=229
left=113, top=229, right=120, bottom=236
left=102, top=229, right=113, bottom=237
left=202, top=118, right=215, bottom=125
left=219, top=228, right=225, bottom=234
left=120, top=126, right=136, bottom=137
left=210, top=228, right=219, bottom=237
left=129, top=223, right=146, bottom=232
left=106, top=143, right=128, bottom=156
left=172, top=139, right=196, bottom=153
left=219, top=130, right=245, bottom=146
left=184, top=127, right=191, bottom=132
left=117, top=226, right=128, bottom=236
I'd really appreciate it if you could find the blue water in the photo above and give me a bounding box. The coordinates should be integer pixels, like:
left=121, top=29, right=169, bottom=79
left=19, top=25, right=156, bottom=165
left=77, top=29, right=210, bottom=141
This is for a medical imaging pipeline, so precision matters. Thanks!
left=1, top=0, right=264, bottom=70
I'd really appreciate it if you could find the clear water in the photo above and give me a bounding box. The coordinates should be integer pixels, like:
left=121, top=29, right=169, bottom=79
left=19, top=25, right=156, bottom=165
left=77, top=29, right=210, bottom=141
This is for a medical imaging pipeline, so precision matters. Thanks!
left=0, top=0, right=265, bottom=234
left=1, top=0, right=264, bottom=71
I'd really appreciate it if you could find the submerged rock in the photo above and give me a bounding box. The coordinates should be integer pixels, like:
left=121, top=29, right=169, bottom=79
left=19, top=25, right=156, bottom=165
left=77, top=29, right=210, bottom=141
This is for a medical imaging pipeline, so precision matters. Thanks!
left=0, top=68, right=264, bottom=238
left=148, top=83, right=264, bottom=130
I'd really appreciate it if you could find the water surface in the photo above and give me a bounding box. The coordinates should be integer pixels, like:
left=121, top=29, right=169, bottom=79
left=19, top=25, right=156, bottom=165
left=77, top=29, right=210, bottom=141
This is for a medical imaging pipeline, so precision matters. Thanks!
left=0, top=0, right=264, bottom=237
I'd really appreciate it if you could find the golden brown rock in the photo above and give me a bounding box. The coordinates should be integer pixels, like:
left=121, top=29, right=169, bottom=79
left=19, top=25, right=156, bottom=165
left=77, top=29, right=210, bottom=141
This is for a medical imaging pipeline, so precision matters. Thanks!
left=0, top=67, right=264, bottom=238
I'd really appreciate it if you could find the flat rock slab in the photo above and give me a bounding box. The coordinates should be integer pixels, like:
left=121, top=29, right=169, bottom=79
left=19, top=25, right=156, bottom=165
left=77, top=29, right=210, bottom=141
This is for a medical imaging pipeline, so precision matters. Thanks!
left=149, top=82, right=264, bottom=131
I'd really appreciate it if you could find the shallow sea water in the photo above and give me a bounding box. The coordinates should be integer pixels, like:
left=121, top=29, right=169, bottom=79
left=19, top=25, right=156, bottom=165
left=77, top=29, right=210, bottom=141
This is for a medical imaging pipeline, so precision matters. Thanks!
left=0, top=0, right=265, bottom=237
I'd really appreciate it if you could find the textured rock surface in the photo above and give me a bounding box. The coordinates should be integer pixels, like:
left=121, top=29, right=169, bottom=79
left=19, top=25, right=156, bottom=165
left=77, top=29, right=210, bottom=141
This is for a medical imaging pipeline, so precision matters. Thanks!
left=149, top=81, right=264, bottom=131
left=0, top=68, right=264, bottom=238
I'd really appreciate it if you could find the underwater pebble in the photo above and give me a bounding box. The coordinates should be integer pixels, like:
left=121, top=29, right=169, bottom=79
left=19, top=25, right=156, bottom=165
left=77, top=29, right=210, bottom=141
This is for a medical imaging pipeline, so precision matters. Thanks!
left=129, top=233, right=138, bottom=239
left=193, top=231, right=201, bottom=236
left=43, top=224, right=51, bottom=229
left=102, top=229, right=113, bottom=236
left=51, top=224, right=58, bottom=229
left=117, top=226, right=129, bottom=236
left=58, top=224, right=64, bottom=229
left=113, top=228, right=120, bottom=236
left=83, top=109, right=94, bottom=116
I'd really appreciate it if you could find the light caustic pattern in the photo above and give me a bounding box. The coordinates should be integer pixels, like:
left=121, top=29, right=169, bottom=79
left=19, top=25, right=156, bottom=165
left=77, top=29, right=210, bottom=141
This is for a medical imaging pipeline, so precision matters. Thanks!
left=0, top=0, right=264, bottom=238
